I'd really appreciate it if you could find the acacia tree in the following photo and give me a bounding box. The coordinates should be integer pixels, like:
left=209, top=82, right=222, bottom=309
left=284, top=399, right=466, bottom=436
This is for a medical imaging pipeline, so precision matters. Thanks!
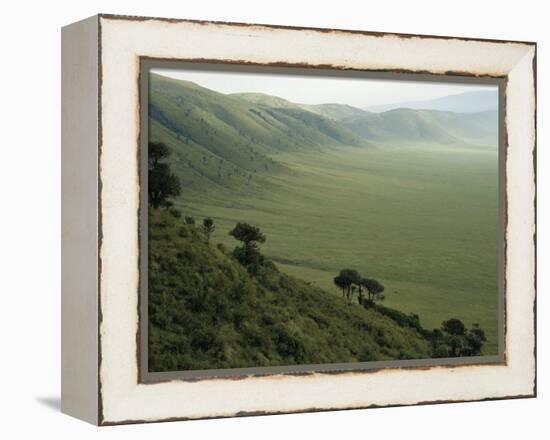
left=441, top=318, right=466, bottom=336
left=230, top=223, right=266, bottom=251
left=229, top=222, right=266, bottom=272
left=202, top=217, right=215, bottom=242
left=148, top=141, right=181, bottom=208
left=334, top=269, right=361, bottom=301
left=350, top=285, right=357, bottom=302
left=357, top=279, right=365, bottom=305
left=333, top=275, right=347, bottom=299
left=361, top=278, right=385, bottom=305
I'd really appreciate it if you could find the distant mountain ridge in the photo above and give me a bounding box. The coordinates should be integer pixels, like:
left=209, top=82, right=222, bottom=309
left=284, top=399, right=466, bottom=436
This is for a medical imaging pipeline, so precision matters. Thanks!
left=339, top=108, right=498, bottom=146
left=149, top=74, right=498, bottom=194
left=232, top=93, right=368, bottom=120
left=364, top=90, right=498, bottom=113
left=229, top=90, right=497, bottom=146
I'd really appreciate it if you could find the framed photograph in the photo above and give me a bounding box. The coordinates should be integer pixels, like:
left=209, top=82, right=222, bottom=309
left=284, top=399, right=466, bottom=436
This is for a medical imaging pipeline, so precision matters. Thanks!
left=61, top=14, right=536, bottom=425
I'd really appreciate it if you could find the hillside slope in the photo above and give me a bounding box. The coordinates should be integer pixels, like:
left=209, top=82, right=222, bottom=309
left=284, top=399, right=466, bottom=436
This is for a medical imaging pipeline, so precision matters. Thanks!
left=149, top=74, right=367, bottom=195
left=232, top=90, right=497, bottom=146
left=232, top=93, right=367, bottom=121
left=149, top=74, right=497, bottom=199
left=148, top=208, right=433, bottom=372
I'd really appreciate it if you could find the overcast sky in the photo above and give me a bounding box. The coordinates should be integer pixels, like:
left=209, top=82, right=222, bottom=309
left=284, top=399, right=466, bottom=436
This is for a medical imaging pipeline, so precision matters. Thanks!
left=151, top=67, right=497, bottom=108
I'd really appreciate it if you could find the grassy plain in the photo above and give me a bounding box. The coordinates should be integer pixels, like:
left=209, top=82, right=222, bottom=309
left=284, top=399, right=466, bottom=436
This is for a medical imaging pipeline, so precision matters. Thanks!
left=175, top=143, right=499, bottom=353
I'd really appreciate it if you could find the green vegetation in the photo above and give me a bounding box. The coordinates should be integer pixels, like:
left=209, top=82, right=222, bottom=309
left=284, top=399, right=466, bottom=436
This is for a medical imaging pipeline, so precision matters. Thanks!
left=362, top=278, right=385, bottom=305
left=148, top=141, right=181, bottom=208
left=233, top=90, right=498, bottom=146
left=148, top=204, right=488, bottom=370
left=328, top=266, right=487, bottom=358
left=369, top=305, right=487, bottom=357
left=178, top=145, right=499, bottom=354
left=148, top=208, right=436, bottom=371
left=229, top=222, right=267, bottom=275
left=148, top=73, right=499, bottom=365
left=148, top=73, right=367, bottom=198
left=332, top=269, right=385, bottom=306
left=202, top=217, right=215, bottom=242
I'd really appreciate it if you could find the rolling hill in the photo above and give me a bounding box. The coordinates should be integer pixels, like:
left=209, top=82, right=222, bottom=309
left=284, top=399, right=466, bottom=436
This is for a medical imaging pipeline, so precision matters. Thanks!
left=232, top=93, right=368, bottom=121
left=149, top=75, right=498, bottom=197
left=339, top=108, right=498, bottom=146
left=149, top=74, right=368, bottom=195
left=231, top=89, right=497, bottom=146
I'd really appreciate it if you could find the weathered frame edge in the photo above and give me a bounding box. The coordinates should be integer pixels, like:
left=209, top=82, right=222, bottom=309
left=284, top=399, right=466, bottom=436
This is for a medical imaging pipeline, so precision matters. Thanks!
left=92, top=14, right=537, bottom=425
left=61, top=14, right=101, bottom=425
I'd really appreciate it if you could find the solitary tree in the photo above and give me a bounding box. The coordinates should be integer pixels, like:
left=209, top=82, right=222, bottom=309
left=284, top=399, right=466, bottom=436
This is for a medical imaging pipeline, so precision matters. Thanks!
left=229, top=222, right=266, bottom=272
left=202, top=217, right=215, bottom=242
left=229, top=222, right=266, bottom=252
left=148, top=141, right=181, bottom=208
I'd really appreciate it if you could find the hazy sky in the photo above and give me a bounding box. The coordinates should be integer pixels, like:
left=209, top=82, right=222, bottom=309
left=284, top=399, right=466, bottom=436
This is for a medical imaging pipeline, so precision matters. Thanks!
left=151, top=67, right=496, bottom=108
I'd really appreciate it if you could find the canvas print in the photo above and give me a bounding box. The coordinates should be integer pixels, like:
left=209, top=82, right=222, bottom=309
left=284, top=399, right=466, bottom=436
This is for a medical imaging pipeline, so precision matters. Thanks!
left=145, top=66, right=500, bottom=374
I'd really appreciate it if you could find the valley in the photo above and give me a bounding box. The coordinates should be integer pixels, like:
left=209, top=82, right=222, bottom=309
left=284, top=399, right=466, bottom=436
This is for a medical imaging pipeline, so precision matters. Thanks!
left=148, top=73, right=500, bottom=355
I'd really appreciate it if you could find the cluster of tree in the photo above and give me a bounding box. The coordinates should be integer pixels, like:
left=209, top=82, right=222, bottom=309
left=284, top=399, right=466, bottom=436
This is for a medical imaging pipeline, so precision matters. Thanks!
left=149, top=141, right=217, bottom=240
left=332, top=267, right=488, bottom=356
left=433, top=318, right=487, bottom=357
left=372, top=303, right=487, bottom=357
left=333, top=269, right=384, bottom=307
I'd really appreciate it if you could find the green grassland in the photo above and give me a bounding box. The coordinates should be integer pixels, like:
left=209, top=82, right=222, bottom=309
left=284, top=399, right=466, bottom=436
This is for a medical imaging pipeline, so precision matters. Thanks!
left=174, top=144, right=499, bottom=353
left=149, top=73, right=500, bottom=357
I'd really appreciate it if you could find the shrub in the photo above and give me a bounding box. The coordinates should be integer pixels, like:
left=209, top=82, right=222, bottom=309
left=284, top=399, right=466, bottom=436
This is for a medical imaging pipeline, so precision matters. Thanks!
left=169, top=208, right=182, bottom=218
left=368, top=304, right=423, bottom=332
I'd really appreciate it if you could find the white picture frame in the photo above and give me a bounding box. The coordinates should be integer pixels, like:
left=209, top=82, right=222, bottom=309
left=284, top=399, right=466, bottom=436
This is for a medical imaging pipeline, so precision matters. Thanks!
left=61, top=14, right=536, bottom=425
